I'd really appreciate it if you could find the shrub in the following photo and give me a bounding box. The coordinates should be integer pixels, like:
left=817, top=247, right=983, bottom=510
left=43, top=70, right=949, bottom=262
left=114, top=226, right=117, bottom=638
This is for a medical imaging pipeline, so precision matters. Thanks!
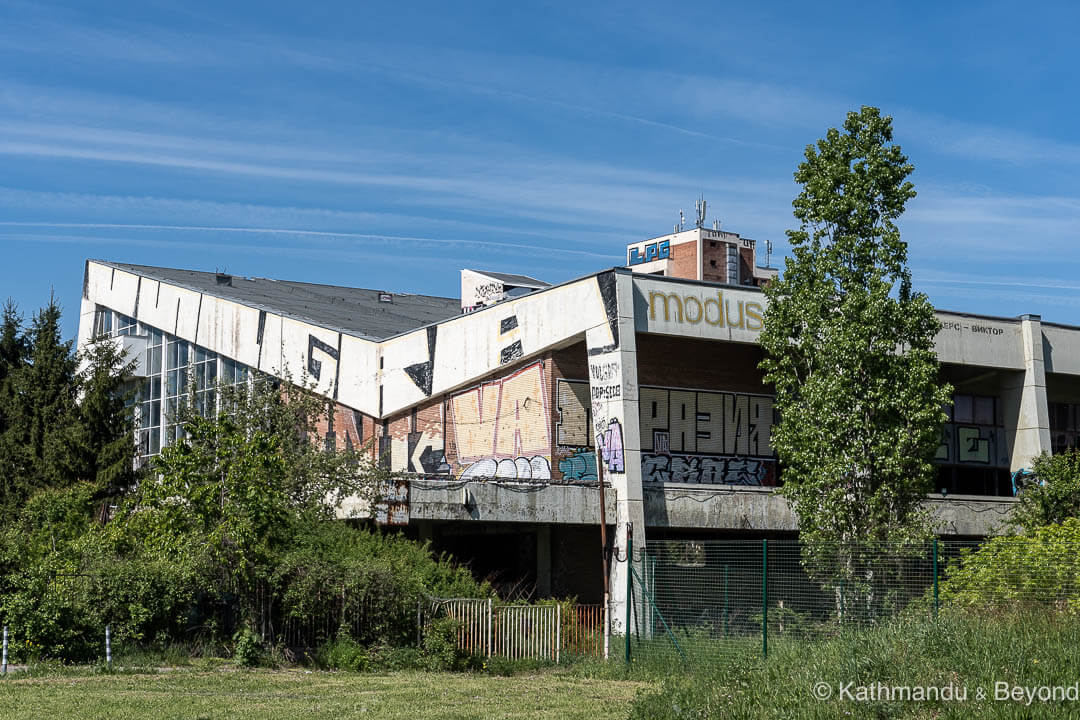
left=421, top=615, right=462, bottom=670
left=231, top=627, right=264, bottom=667
left=315, top=633, right=370, bottom=672
left=940, top=519, right=1080, bottom=610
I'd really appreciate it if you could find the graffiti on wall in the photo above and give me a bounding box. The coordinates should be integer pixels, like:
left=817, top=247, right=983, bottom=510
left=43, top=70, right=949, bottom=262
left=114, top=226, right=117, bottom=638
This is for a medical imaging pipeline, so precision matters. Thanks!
left=597, top=418, right=624, bottom=473
left=935, top=424, right=1009, bottom=467
left=559, top=448, right=597, bottom=483
left=449, top=361, right=551, bottom=480
left=405, top=430, right=450, bottom=474
left=559, top=379, right=777, bottom=485
left=498, top=312, right=524, bottom=365
left=639, top=387, right=773, bottom=457
left=642, top=454, right=769, bottom=485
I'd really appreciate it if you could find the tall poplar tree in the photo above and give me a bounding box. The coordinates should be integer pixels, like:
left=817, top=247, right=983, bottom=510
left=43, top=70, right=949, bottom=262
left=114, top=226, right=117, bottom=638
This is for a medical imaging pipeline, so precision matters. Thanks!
left=759, top=107, right=952, bottom=614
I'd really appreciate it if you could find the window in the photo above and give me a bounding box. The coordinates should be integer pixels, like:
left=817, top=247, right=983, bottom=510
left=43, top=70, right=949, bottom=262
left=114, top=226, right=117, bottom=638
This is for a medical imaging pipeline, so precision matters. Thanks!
left=1051, top=403, right=1080, bottom=454
left=115, top=313, right=137, bottom=336
left=92, top=306, right=112, bottom=337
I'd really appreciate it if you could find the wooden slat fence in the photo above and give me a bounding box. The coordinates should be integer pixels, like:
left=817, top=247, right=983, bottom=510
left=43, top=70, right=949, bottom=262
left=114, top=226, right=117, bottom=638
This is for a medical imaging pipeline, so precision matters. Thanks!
left=425, top=598, right=604, bottom=662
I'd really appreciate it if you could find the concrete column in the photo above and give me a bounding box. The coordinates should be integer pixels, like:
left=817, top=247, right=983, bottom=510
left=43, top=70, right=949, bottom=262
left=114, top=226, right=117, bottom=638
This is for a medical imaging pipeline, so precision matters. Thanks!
left=1002, top=315, right=1051, bottom=471
left=535, top=524, right=551, bottom=597
left=586, top=271, right=645, bottom=636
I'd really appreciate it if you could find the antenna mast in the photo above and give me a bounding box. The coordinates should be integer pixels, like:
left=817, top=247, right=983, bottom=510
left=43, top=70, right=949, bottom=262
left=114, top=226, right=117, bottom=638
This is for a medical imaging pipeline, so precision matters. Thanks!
left=695, top=195, right=707, bottom=229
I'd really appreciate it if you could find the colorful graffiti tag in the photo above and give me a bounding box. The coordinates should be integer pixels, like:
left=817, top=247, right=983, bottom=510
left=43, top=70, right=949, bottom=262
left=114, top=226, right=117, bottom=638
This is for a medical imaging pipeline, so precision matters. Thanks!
left=449, top=361, right=551, bottom=479
left=559, top=448, right=598, bottom=484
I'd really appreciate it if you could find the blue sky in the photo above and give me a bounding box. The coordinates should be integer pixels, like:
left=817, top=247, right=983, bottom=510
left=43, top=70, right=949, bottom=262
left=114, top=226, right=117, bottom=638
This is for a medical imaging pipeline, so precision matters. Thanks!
left=2, top=0, right=1078, bottom=339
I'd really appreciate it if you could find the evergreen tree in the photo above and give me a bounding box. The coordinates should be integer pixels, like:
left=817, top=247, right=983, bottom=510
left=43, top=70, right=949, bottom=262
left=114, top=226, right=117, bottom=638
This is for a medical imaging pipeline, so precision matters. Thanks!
left=0, top=299, right=29, bottom=509
left=62, top=336, right=138, bottom=507
left=12, top=295, right=79, bottom=500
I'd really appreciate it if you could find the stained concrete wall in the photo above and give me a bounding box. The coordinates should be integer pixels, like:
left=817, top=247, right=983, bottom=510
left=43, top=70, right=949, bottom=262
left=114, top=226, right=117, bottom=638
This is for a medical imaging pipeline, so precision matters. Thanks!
left=407, top=481, right=1013, bottom=537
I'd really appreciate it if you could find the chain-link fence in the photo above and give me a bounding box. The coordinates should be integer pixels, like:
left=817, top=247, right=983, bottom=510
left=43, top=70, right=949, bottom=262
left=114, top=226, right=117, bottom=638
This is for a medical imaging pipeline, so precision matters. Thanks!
left=621, top=537, right=1047, bottom=669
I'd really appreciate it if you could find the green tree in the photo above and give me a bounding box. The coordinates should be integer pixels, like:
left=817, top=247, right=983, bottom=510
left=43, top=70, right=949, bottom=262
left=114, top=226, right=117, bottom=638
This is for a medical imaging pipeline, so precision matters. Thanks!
left=1, top=296, right=79, bottom=508
left=62, top=335, right=139, bottom=510
left=759, top=107, right=952, bottom=615
left=0, top=299, right=29, bottom=509
left=1011, top=449, right=1080, bottom=530
left=118, top=375, right=383, bottom=631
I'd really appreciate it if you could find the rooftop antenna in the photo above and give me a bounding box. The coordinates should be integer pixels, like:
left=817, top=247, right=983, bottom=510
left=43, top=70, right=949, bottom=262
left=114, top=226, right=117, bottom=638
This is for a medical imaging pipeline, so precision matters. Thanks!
left=712, top=219, right=721, bottom=230
left=766, top=239, right=774, bottom=267
left=695, top=196, right=707, bottom=229
left=679, top=210, right=685, bottom=231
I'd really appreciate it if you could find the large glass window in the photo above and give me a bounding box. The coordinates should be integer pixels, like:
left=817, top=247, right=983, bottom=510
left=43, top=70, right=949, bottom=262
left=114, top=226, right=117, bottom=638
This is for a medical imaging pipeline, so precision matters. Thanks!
left=92, top=305, right=112, bottom=337
left=937, top=393, right=1010, bottom=496
left=98, top=308, right=252, bottom=461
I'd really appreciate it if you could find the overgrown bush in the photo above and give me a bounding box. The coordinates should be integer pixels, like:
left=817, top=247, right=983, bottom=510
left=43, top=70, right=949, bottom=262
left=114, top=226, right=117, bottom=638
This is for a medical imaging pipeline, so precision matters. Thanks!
left=232, top=627, right=264, bottom=667
left=421, top=615, right=462, bottom=670
left=1012, top=449, right=1080, bottom=530
left=940, top=519, right=1080, bottom=610
left=315, top=633, right=370, bottom=672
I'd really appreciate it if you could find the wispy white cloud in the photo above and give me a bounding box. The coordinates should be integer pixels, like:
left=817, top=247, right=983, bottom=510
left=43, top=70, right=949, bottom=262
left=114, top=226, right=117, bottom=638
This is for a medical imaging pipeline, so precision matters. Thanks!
left=0, top=222, right=615, bottom=259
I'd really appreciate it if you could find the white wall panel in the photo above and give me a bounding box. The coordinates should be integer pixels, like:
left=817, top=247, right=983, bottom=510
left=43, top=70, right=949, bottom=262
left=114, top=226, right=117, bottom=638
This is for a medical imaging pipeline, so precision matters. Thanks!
left=279, top=317, right=340, bottom=398
left=337, top=334, right=380, bottom=416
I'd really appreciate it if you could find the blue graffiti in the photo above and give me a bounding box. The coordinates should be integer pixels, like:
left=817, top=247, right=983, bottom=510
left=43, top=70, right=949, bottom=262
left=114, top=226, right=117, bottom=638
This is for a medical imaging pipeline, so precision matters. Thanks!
left=559, top=449, right=598, bottom=484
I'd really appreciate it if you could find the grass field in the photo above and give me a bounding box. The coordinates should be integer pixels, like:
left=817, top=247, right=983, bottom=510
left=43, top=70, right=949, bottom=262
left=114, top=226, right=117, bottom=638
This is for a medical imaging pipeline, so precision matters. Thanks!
left=0, top=667, right=649, bottom=720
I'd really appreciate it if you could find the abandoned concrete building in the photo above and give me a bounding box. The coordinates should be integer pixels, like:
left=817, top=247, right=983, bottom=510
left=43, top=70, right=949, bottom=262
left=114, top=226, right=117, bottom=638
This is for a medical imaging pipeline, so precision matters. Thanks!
left=77, top=222, right=1080, bottom=627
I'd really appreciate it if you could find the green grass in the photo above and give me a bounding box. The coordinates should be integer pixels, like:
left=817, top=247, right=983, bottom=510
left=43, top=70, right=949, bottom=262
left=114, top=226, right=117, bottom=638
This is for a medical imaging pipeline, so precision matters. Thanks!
left=629, top=609, right=1080, bottom=719
left=0, top=667, right=649, bottom=720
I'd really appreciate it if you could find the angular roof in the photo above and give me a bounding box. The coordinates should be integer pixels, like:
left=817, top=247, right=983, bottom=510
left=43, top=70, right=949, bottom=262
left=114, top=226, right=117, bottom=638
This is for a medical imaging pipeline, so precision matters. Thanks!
left=96, top=261, right=461, bottom=341
left=468, top=269, right=550, bottom=288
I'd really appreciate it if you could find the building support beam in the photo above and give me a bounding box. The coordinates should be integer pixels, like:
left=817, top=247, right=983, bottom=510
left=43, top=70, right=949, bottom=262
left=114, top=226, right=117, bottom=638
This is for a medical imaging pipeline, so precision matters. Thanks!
left=586, top=271, right=646, bottom=636
left=1003, top=314, right=1052, bottom=471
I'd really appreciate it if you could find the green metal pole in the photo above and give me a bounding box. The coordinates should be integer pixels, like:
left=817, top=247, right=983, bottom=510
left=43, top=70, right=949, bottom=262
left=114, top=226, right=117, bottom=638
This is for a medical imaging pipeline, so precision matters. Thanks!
left=723, top=564, right=729, bottom=637
left=762, top=539, right=768, bottom=660
left=933, top=538, right=939, bottom=619
left=625, top=527, right=632, bottom=665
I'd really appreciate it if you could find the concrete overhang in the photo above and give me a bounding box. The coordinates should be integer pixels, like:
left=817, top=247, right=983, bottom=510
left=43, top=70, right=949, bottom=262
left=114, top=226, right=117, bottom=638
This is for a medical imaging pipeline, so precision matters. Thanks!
left=403, top=481, right=1015, bottom=537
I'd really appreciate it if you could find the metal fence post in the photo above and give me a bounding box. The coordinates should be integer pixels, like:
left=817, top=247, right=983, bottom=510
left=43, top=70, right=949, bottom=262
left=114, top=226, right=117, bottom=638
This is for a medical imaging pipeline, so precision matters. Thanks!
left=625, top=527, right=632, bottom=665
left=487, top=598, right=493, bottom=658
left=723, top=564, right=729, bottom=637
left=555, top=604, right=561, bottom=664
left=933, top=539, right=939, bottom=619
left=762, top=539, right=768, bottom=660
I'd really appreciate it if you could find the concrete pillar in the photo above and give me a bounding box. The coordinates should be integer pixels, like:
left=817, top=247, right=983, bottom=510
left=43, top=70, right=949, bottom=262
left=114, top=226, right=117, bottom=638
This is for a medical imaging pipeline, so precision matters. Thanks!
left=536, top=524, right=551, bottom=597
left=586, top=271, right=645, bottom=636
left=1002, top=315, right=1052, bottom=471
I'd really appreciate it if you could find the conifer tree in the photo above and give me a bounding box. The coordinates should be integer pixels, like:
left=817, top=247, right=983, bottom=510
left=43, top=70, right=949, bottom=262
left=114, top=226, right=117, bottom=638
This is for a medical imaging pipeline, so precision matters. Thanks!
left=14, top=295, right=79, bottom=498
left=0, top=299, right=29, bottom=509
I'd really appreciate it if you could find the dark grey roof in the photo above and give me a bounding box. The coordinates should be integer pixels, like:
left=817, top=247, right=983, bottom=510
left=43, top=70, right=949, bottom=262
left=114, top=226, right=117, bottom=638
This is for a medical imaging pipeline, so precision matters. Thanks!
left=469, top=269, right=550, bottom=288
left=97, top=261, right=461, bottom=341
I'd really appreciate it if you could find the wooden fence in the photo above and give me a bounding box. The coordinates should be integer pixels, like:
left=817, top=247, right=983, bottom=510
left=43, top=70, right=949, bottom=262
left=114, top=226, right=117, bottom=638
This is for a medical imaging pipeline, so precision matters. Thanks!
left=424, top=598, right=605, bottom=662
